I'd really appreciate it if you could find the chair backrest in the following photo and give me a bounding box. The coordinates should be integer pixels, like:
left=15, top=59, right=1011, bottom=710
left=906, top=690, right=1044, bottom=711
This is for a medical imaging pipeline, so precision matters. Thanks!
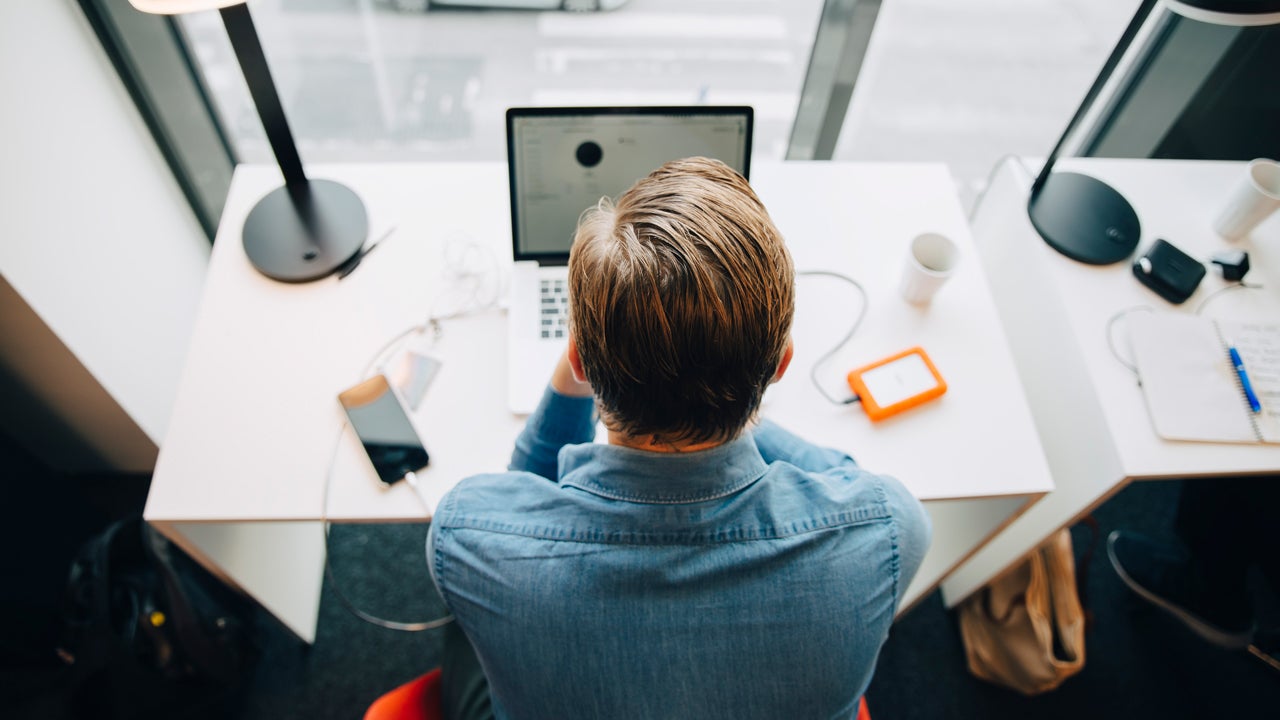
left=363, top=668, right=869, bottom=720
left=364, top=668, right=443, bottom=720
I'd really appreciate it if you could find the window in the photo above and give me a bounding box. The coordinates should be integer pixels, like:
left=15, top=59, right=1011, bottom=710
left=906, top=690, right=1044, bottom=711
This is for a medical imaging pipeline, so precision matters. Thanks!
left=833, top=0, right=1142, bottom=208
left=181, top=0, right=826, bottom=164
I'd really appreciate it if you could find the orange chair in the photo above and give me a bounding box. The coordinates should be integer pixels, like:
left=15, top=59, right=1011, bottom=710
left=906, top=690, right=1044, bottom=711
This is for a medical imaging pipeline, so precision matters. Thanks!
left=363, top=669, right=871, bottom=720
left=364, top=668, right=444, bottom=720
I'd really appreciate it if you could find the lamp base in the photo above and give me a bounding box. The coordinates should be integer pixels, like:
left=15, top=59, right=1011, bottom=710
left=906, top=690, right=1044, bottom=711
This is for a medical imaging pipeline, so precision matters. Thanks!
left=1028, top=171, right=1140, bottom=266
left=242, top=179, right=368, bottom=283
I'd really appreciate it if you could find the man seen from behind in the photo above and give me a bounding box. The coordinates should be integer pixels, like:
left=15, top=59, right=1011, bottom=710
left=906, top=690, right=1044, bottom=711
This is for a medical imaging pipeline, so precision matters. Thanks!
left=427, top=157, right=932, bottom=720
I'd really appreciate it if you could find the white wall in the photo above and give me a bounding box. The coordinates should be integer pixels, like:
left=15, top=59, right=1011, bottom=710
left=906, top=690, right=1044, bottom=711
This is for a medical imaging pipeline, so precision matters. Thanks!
left=0, top=0, right=211, bottom=469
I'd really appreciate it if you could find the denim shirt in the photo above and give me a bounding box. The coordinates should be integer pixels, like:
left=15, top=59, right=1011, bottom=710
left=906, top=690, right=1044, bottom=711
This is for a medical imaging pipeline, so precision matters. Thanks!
left=427, top=387, right=932, bottom=720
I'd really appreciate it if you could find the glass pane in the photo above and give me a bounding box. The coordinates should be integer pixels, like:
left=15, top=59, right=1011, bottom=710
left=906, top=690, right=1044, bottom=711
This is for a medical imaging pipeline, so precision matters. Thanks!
left=833, top=0, right=1142, bottom=208
left=1087, top=15, right=1280, bottom=162
left=180, top=0, right=825, bottom=165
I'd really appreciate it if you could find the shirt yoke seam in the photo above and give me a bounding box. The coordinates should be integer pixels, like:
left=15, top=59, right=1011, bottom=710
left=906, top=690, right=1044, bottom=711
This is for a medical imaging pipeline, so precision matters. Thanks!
left=434, top=513, right=894, bottom=545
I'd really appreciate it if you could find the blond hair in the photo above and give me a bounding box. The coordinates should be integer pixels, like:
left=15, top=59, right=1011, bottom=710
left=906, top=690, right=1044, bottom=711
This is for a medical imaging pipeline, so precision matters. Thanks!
left=568, top=157, right=795, bottom=446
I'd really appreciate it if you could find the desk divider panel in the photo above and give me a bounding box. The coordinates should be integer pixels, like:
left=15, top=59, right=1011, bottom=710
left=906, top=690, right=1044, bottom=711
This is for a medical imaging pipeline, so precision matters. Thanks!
left=941, top=159, right=1126, bottom=606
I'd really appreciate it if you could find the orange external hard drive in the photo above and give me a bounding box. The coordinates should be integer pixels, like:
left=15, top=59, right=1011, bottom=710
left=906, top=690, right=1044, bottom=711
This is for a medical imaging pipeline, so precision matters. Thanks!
left=846, top=347, right=947, bottom=421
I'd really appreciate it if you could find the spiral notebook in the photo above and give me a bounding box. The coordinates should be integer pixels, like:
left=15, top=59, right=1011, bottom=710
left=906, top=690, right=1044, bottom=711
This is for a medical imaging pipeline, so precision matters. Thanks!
left=1129, top=312, right=1280, bottom=444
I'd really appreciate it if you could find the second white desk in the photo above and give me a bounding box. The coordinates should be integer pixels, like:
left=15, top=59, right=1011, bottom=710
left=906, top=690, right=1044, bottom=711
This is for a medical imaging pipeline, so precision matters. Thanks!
left=945, top=158, right=1280, bottom=605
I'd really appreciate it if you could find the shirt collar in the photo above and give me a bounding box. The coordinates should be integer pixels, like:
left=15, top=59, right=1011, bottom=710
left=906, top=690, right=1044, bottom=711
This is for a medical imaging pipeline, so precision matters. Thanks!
left=557, top=433, right=768, bottom=504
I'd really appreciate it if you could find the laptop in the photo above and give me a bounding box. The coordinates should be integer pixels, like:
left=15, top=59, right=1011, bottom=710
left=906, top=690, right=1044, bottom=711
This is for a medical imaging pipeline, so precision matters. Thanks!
left=505, top=106, right=754, bottom=414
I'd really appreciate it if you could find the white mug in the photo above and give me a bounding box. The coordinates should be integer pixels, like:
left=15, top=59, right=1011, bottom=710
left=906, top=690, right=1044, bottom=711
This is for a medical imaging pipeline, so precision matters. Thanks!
left=1213, top=158, right=1280, bottom=241
left=899, top=232, right=960, bottom=305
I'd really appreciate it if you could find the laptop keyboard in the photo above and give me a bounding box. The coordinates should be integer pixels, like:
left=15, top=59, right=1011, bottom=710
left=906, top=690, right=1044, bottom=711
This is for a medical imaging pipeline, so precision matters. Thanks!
left=539, top=278, right=569, bottom=339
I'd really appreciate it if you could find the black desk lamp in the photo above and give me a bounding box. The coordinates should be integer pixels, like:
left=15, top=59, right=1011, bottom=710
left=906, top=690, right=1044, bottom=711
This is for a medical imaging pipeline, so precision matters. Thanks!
left=1027, top=0, right=1158, bottom=265
left=130, top=0, right=367, bottom=283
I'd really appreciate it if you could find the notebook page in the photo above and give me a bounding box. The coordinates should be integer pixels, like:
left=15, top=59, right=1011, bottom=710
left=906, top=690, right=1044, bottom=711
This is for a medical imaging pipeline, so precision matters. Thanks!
left=1220, top=320, right=1280, bottom=443
left=1129, top=313, right=1257, bottom=443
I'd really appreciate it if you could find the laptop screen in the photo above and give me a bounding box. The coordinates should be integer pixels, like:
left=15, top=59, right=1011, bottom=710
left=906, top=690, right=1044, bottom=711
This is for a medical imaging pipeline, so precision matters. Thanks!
left=507, top=106, right=753, bottom=263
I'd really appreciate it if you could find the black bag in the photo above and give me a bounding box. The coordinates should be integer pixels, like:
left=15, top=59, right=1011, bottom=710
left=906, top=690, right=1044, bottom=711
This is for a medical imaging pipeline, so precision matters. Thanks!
left=55, top=516, right=258, bottom=718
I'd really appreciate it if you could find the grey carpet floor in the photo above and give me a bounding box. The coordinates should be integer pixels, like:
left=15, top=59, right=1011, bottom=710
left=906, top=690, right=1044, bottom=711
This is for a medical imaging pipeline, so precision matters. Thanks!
left=3, top=423, right=1277, bottom=718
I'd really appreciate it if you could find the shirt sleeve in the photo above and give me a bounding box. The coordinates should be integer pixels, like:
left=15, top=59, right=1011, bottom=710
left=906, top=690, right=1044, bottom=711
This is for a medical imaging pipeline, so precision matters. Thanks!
left=509, top=385, right=598, bottom=480
left=424, top=491, right=455, bottom=613
left=425, top=518, right=444, bottom=599
left=751, top=418, right=858, bottom=473
left=878, top=475, right=933, bottom=608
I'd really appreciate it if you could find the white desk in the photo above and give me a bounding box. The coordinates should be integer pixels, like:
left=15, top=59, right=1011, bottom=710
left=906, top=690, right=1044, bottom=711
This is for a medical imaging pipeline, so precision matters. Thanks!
left=944, top=158, right=1280, bottom=605
left=145, top=162, right=1052, bottom=642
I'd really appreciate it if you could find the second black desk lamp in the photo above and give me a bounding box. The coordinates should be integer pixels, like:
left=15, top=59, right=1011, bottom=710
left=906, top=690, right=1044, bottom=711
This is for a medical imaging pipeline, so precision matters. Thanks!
left=1027, top=0, right=1155, bottom=265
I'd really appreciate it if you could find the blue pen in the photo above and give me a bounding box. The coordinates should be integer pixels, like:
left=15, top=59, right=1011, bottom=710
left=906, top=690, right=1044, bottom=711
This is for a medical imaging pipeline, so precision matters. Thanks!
left=1229, top=346, right=1262, bottom=414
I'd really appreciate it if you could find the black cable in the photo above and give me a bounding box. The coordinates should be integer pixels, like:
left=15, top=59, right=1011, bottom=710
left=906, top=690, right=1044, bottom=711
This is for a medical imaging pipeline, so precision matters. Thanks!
left=797, top=270, right=866, bottom=406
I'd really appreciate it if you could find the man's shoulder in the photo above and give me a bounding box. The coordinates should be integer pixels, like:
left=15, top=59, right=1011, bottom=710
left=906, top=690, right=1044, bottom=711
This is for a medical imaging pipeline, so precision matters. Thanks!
left=767, top=461, right=909, bottom=519
left=432, top=470, right=564, bottom=528
left=799, top=465, right=931, bottom=553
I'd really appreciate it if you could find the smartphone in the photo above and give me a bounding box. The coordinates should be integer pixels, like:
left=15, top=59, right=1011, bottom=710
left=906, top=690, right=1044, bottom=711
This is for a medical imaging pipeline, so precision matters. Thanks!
left=337, top=374, right=430, bottom=484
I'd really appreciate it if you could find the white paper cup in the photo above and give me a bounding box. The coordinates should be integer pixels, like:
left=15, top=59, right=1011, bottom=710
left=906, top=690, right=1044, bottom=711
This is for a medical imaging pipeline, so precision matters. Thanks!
left=1213, top=158, right=1280, bottom=241
left=899, top=232, right=960, bottom=305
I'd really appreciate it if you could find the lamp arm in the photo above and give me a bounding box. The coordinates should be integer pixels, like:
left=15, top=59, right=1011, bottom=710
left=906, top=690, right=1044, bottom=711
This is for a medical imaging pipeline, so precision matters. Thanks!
left=1030, top=0, right=1158, bottom=195
left=219, top=2, right=308, bottom=193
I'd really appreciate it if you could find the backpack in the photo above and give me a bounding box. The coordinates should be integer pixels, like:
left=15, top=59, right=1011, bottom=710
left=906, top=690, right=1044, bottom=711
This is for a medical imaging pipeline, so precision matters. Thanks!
left=54, top=516, right=258, bottom=717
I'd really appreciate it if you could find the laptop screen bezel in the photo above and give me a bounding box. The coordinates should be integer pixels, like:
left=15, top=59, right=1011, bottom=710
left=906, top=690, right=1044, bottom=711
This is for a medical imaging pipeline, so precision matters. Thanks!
left=505, top=106, right=754, bottom=266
